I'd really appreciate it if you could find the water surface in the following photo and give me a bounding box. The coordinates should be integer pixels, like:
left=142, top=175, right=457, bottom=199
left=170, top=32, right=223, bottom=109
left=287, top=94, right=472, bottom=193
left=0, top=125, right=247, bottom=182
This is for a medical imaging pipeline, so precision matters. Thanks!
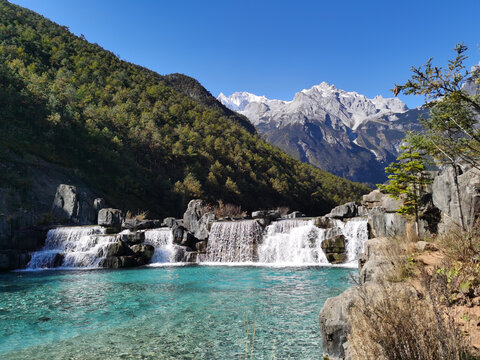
left=0, top=266, right=354, bottom=359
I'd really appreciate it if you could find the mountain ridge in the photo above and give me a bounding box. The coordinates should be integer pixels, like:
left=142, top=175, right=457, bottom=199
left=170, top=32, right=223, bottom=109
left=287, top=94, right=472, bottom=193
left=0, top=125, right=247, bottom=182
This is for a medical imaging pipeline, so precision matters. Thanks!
left=218, top=83, right=424, bottom=185
left=0, top=0, right=369, bottom=221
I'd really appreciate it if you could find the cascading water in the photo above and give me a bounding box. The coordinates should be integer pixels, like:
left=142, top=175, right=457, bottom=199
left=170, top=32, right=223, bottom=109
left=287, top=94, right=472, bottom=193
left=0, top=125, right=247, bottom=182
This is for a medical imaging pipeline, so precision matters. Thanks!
left=337, top=218, right=369, bottom=262
left=205, top=220, right=264, bottom=262
left=257, top=219, right=329, bottom=264
left=143, top=228, right=175, bottom=263
left=27, top=226, right=109, bottom=269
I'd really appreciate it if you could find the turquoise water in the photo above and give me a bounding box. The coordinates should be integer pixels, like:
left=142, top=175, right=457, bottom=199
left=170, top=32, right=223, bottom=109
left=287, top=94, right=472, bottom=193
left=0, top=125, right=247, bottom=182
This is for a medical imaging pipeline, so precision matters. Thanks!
left=0, top=266, right=354, bottom=359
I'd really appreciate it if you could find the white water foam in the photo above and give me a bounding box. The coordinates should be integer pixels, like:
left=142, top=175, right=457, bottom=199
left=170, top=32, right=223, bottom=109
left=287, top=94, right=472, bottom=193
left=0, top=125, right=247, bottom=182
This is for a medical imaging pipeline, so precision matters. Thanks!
left=143, top=228, right=175, bottom=263
left=205, top=220, right=264, bottom=262
left=27, top=226, right=110, bottom=269
left=257, top=219, right=329, bottom=264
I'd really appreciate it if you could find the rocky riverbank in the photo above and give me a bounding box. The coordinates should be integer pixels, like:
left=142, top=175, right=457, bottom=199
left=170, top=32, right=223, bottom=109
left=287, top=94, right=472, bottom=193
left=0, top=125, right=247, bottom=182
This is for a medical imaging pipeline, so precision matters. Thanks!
left=318, top=165, right=480, bottom=359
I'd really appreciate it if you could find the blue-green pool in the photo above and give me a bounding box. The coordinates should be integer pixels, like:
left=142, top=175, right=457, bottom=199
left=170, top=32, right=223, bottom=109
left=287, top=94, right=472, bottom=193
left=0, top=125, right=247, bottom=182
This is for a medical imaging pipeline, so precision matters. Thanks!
left=0, top=266, right=354, bottom=359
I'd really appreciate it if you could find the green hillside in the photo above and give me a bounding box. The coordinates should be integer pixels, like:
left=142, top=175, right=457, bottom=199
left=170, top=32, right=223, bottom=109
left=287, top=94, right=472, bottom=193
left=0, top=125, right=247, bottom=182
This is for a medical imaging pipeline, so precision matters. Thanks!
left=0, top=0, right=369, bottom=218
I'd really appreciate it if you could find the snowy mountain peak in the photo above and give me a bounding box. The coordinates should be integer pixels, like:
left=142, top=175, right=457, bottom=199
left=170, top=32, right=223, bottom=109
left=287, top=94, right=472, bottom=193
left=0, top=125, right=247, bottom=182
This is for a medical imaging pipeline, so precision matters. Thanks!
left=217, top=91, right=271, bottom=112
left=218, top=82, right=408, bottom=129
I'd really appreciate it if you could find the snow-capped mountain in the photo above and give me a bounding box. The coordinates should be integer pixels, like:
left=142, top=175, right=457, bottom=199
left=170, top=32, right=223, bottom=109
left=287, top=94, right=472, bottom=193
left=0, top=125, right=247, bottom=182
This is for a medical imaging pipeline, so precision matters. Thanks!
left=218, top=83, right=424, bottom=185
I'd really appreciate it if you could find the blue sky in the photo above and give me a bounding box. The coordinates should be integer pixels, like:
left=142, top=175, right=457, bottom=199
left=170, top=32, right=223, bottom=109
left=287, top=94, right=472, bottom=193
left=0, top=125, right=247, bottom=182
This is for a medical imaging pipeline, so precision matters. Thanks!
left=11, top=0, right=480, bottom=108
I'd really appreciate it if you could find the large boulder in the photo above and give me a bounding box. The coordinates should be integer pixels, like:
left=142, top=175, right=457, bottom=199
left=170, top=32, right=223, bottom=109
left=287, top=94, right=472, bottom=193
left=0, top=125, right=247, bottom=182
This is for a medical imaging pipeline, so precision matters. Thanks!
left=182, top=200, right=214, bottom=241
left=98, top=208, right=123, bottom=228
left=327, top=202, right=358, bottom=219
left=368, top=208, right=407, bottom=238
left=319, top=286, right=360, bottom=360
left=362, top=189, right=385, bottom=208
left=51, top=184, right=99, bottom=225
left=432, top=167, right=480, bottom=232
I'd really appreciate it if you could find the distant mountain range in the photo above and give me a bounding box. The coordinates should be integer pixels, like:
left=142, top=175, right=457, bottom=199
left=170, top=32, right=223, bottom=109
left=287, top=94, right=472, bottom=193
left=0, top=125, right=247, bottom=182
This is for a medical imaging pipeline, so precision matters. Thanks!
left=218, top=83, right=426, bottom=185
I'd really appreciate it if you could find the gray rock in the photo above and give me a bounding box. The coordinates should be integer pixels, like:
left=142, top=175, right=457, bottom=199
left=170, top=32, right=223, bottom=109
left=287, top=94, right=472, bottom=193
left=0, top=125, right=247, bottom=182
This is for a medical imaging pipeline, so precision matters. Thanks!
left=368, top=208, right=407, bottom=238
left=122, top=219, right=162, bottom=230
left=130, top=244, right=155, bottom=261
left=415, top=241, right=438, bottom=252
left=362, top=189, right=385, bottom=208
left=182, top=200, right=214, bottom=241
left=433, top=167, right=480, bottom=231
left=328, top=202, right=358, bottom=219
left=120, top=231, right=145, bottom=245
left=359, top=255, right=394, bottom=284
left=381, top=196, right=402, bottom=213
left=98, top=208, right=123, bottom=228
left=319, top=286, right=360, bottom=360
left=97, top=241, right=126, bottom=258
left=162, top=217, right=180, bottom=228
left=252, top=210, right=267, bottom=219
left=51, top=184, right=97, bottom=225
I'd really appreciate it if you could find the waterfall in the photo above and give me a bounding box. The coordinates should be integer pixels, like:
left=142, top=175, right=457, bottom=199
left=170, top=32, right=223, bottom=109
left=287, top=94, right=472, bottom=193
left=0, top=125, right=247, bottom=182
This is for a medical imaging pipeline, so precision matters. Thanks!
left=143, top=228, right=175, bottom=263
left=205, top=220, right=263, bottom=262
left=334, top=218, right=369, bottom=262
left=27, top=226, right=109, bottom=269
left=257, top=219, right=329, bottom=264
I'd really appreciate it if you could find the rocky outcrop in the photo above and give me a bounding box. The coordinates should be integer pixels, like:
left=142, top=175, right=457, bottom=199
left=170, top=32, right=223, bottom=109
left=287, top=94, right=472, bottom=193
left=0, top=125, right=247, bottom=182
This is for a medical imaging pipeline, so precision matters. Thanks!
left=319, top=286, right=360, bottom=359
left=51, top=184, right=104, bottom=225
left=368, top=207, right=407, bottom=238
left=432, top=167, right=480, bottom=232
left=182, top=200, right=214, bottom=241
left=327, top=202, right=358, bottom=219
left=98, top=208, right=123, bottom=229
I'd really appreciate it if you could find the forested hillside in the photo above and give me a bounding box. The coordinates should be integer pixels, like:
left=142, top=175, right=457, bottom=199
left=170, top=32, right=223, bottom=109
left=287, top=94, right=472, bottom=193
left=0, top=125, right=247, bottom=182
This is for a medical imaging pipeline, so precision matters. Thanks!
left=0, top=0, right=368, bottom=217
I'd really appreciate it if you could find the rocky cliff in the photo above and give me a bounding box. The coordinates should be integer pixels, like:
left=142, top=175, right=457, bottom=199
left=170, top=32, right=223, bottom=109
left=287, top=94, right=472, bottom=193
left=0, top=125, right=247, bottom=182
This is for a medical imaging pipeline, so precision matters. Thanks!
left=318, top=165, right=480, bottom=359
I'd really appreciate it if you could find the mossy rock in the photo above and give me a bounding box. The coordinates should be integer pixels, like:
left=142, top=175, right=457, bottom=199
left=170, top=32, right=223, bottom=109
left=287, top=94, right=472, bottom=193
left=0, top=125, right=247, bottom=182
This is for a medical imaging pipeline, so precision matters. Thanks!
left=321, top=235, right=346, bottom=253
left=326, top=253, right=347, bottom=264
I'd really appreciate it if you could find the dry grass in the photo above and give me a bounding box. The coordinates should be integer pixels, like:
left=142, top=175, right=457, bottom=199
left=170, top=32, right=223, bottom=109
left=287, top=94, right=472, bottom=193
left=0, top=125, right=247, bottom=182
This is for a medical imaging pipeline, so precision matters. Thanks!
left=125, top=210, right=149, bottom=221
left=210, top=200, right=247, bottom=219
left=348, top=224, right=478, bottom=359
left=348, top=280, right=472, bottom=360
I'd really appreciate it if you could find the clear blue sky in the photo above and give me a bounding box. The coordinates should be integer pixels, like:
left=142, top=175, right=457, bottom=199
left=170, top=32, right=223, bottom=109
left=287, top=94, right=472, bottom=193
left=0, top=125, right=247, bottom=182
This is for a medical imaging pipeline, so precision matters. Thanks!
left=10, top=0, right=480, bottom=108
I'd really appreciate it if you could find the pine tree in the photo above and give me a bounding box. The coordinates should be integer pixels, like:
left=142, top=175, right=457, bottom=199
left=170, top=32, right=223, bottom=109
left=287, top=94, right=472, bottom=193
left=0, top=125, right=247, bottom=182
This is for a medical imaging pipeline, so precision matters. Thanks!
left=378, top=140, right=432, bottom=235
